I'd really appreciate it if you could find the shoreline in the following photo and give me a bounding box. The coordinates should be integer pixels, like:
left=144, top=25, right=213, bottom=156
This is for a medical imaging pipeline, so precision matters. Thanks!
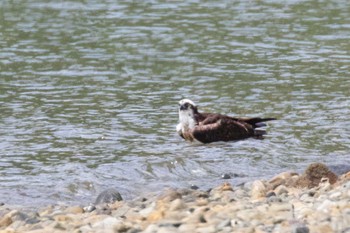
left=1, top=162, right=349, bottom=233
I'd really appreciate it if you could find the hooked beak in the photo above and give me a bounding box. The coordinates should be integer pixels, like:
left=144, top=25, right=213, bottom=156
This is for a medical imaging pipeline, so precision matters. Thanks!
left=179, top=104, right=186, bottom=111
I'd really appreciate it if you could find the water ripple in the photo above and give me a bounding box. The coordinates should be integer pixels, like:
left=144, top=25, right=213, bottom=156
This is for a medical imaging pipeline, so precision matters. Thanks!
left=0, top=0, right=349, bottom=206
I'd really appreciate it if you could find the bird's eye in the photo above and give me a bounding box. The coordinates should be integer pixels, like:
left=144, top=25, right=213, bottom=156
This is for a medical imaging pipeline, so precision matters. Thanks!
left=184, top=103, right=189, bottom=108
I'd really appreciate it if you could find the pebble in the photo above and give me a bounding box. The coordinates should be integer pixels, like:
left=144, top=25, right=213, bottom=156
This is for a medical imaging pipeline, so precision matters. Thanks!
left=0, top=163, right=348, bottom=233
left=83, top=205, right=96, bottom=213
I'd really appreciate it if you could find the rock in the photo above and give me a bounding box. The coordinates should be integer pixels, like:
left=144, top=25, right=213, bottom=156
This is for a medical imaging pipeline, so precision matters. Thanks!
left=209, top=183, right=234, bottom=201
left=196, top=225, right=216, bottom=233
left=267, top=196, right=283, bottom=203
left=65, top=206, right=84, bottom=214
left=233, top=189, right=248, bottom=199
left=0, top=215, right=12, bottom=227
left=295, top=163, right=338, bottom=188
left=268, top=171, right=299, bottom=189
left=266, top=191, right=276, bottom=198
left=251, top=180, right=266, bottom=200
left=158, top=189, right=182, bottom=202
left=4, top=210, right=30, bottom=222
left=139, top=202, right=156, bottom=217
left=216, top=219, right=231, bottom=229
left=143, top=224, right=160, bottom=233
left=274, top=185, right=289, bottom=196
left=292, top=225, right=310, bottom=233
left=221, top=173, right=231, bottom=179
left=95, top=204, right=112, bottom=215
left=196, top=198, right=209, bottom=206
left=169, top=199, right=186, bottom=211
left=91, top=216, right=121, bottom=231
left=0, top=209, right=40, bottom=229
left=95, top=188, right=123, bottom=205
left=309, top=223, right=333, bottom=233
left=316, top=199, right=334, bottom=213
left=147, top=208, right=165, bottom=222
left=113, top=222, right=137, bottom=233
left=53, top=214, right=73, bottom=222
left=342, top=171, right=350, bottom=181
left=220, top=182, right=233, bottom=191
left=83, top=205, right=96, bottom=212
left=318, top=178, right=332, bottom=192
left=178, top=223, right=197, bottom=232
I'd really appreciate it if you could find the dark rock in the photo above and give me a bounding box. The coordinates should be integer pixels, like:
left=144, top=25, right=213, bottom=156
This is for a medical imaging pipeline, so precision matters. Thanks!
left=190, top=184, right=199, bottom=190
left=266, top=191, right=276, bottom=198
left=292, top=225, right=310, bottom=233
left=173, top=222, right=182, bottom=228
left=199, top=215, right=207, bottom=223
left=221, top=173, right=241, bottom=179
left=221, top=173, right=231, bottom=179
left=295, top=163, right=338, bottom=188
left=95, top=188, right=123, bottom=205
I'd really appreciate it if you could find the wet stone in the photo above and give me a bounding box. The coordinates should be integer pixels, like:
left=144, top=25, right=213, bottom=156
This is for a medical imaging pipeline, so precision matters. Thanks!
left=95, top=188, right=123, bottom=205
left=221, top=173, right=231, bottom=179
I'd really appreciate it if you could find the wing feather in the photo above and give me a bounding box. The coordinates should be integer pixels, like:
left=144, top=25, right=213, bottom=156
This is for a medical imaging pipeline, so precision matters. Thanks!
left=192, top=117, right=255, bottom=143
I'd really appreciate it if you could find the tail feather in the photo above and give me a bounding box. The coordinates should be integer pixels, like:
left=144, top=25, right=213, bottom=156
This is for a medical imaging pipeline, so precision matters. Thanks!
left=254, top=128, right=267, bottom=138
left=251, top=117, right=276, bottom=139
left=243, top=117, right=276, bottom=128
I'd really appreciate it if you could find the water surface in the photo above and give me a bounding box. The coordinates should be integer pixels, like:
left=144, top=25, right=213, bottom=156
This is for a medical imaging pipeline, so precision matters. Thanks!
left=0, top=0, right=349, bottom=206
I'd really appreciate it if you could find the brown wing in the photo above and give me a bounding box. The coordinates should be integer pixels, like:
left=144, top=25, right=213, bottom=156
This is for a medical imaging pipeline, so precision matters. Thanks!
left=191, top=117, right=255, bottom=143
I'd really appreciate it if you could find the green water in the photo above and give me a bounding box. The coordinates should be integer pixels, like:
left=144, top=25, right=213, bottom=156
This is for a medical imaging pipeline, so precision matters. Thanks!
left=0, top=0, right=349, bottom=206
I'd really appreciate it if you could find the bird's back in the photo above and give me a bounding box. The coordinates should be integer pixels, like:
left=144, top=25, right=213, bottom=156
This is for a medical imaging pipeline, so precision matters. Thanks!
left=192, top=112, right=275, bottom=143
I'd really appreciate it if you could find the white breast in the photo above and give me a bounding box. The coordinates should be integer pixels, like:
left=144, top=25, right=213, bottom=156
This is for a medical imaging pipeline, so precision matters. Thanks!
left=178, top=110, right=196, bottom=132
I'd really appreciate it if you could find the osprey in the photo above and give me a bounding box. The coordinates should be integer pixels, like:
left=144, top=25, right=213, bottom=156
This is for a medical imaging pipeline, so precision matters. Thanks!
left=176, top=99, right=276, bottom=143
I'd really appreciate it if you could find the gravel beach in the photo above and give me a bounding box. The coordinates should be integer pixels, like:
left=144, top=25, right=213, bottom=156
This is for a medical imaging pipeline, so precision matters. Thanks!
left=1, top=163, right=349, bottom=233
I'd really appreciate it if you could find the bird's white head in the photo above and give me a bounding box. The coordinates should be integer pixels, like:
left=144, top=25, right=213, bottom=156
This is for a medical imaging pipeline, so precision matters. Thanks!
left=178, top=99, right=198, bottom=130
